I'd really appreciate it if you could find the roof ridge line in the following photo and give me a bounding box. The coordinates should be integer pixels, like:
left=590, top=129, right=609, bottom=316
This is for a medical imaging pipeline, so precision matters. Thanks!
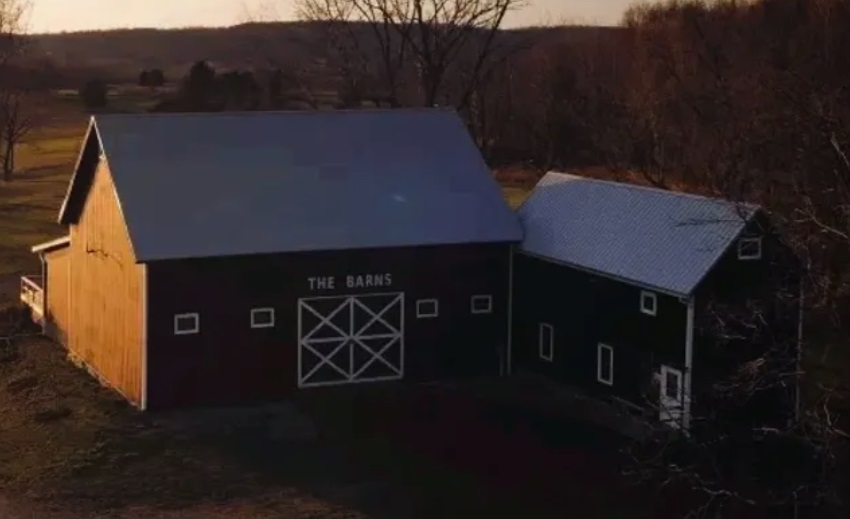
left=545, top=171, right=760, bottom=211
left=93, top=107, right=459, bottom=119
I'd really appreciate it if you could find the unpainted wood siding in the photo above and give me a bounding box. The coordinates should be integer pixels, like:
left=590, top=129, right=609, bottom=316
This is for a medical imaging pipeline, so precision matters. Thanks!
left=145, top=243, right=511, bottom=410
left=512, top=253, right=687, bottom=409
left=68, top=160, right=144, bottom=405
left=45, top=247, right=71, bottom=346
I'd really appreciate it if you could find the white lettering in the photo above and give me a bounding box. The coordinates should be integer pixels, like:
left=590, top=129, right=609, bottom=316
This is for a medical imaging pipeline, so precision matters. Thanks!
left=309, top=276, right=335, bottom=291
left=313, top=273, right=392, bottom=291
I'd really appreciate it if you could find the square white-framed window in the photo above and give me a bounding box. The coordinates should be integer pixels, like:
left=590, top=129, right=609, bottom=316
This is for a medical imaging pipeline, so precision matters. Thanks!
left=470, top=295, right=493, bottom=314
left=737, top=236, right=762, bottom=260
left=416, top=299, right=439, bottom=318
left=597, top=343, right=614, bottom=386
left=250, top=307, right=275, bottom=329
left=538, top=323, right=554, bottom=362
left=174, top=313, right=199, bottom=335
left=640, top=291, right=657, bottom=316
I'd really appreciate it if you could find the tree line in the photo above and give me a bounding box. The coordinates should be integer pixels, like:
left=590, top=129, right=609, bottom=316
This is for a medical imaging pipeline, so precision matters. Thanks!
left=2, top=0, right=849, bottom=516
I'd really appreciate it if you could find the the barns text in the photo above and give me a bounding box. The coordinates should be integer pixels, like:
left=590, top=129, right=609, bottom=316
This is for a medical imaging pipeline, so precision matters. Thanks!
left=307, top=273, right=393, bottom=291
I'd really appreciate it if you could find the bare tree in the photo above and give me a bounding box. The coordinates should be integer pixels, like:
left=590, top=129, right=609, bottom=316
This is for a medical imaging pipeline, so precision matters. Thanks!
left=0, top=90, right=31, bottom=181
left=294, top=0, right=527, bottom=109
left=604, top=2, right=850, bottom=517
left=0, top=0, right=31, bottom=183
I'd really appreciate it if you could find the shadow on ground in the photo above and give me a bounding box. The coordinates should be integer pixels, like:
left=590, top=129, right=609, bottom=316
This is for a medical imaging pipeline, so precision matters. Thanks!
left=0, top=336, right=675, bottom=518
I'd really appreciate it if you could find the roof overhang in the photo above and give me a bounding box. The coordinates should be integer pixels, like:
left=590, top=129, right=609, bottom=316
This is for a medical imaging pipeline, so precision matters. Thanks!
left=517, top=249, right=691, bottom=299
left=57, top=117, right=101, bottom=225
left=31, top=235, right=71, bottom=254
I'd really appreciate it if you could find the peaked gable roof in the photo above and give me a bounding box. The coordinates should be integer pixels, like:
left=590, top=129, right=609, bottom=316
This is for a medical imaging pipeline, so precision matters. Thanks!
left=59, top=109, right=522, bottom=262
left=517, top=172, right=760, bottom=296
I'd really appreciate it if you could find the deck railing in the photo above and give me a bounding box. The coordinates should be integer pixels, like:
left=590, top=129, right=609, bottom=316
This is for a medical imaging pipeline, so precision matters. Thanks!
left=20, top=275, right=44, bottom=316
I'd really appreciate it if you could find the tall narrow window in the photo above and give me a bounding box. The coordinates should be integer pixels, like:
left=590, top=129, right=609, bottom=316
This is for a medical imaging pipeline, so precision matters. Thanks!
left=597, top=344, right=614, bottom=386
left=174, top=313, right=199, bottom=335
left=640, top=291, right=657, bottom=316
left=539, top=323, right=554, bottom=362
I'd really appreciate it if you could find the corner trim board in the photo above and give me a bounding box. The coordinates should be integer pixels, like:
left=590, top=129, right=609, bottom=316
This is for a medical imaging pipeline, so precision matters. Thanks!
left=683, top=296, right=695, bottom=432
left=795, top=281, right=804, bottom=423
left=506, top=244, right=514, bottom=375
left=140, top=263, right=148, bottom=411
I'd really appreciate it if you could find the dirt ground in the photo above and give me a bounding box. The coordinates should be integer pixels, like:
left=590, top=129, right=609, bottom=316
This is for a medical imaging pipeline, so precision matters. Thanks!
left=0, top=332, right=687, bottom=519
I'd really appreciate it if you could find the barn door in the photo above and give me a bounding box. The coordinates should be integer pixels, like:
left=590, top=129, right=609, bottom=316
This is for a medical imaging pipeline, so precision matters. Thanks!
left=659, top=365, right=684, bottom=428
left=297, top=293, right=404, bottom=388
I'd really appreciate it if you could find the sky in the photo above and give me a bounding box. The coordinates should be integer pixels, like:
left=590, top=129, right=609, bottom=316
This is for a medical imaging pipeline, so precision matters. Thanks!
left=29, top=0, right=645, bottom=33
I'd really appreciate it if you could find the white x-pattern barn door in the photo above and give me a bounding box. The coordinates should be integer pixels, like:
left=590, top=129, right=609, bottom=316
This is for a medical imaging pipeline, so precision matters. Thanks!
left=297, top=292, right=404, bottom=388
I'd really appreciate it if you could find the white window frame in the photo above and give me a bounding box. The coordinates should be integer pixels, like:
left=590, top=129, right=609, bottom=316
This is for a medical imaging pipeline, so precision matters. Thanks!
left=597, top=343, right=614, bottom=386
left=470, top=294, right=493, bottom=314
left=416, top=299, right=439, bottom=318
left=538, top=323, right=554, bottom=362
left=640, top=290, right=657, bottom=316
left=661, top=366, right=684, bottom=402
left=250, top=307, right=275, bottom=329
left=174, top=313, right=199, bottom=335
left=737, top=236, right=762, bottom=260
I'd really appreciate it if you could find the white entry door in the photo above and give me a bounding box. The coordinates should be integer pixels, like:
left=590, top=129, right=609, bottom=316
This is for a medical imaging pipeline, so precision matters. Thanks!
left=297, top=292, right=404, bottom=388
left=659, top=365, right=684, bottom=428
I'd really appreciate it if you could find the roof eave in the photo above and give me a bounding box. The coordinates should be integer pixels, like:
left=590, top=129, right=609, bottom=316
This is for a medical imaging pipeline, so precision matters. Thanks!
left=31, top=235, right=71, bottom=254
left=517, top=248, right=690, bottom=299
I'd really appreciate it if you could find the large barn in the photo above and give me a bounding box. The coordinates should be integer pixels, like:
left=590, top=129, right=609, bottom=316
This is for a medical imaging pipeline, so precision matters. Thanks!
left=512, top=172, right=802, bottom=431
left=23, top=109, right=523, bottom=410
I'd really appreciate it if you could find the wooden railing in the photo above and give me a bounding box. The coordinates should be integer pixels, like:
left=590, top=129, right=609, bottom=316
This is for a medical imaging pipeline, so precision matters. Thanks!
left=20, top=275, right=44, bottom=316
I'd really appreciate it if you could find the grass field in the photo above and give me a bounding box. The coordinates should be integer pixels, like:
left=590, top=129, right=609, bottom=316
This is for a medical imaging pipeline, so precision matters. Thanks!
left=0, top=120, right=86, bottom=278
left=0, top=336, right=677, bottom=518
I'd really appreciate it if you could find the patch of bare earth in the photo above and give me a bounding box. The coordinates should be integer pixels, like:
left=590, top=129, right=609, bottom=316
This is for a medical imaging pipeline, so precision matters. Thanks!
left=0, top=330, right=674, bottom=518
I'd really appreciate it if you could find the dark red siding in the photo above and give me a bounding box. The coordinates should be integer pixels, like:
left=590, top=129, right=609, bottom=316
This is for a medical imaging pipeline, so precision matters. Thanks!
left=145, top=243, right=511, bottom=410
left=512, top=252, right=688, bottom=409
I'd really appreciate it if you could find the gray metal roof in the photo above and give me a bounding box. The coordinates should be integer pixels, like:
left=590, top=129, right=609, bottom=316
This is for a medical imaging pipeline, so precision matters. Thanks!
left=65, top=109, right=522, bottom=262
left=517, top=172, right=760, bottom=296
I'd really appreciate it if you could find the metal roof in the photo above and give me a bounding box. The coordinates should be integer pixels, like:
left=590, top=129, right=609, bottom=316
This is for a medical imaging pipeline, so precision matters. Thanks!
left=62, top=109, right=522, bottom=262
left=517, top=172, right=760, bottom=296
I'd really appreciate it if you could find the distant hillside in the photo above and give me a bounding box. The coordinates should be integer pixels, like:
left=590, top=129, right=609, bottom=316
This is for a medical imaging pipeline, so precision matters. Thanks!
left=25, top=22, right=623, bottom=83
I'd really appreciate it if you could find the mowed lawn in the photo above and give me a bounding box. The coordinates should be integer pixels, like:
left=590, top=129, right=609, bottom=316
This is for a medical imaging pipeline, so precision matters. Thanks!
left=0, top=121, right=86, bottom=278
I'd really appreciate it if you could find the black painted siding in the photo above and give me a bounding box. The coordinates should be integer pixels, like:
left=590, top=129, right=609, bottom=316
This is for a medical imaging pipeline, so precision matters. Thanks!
left=512, top=252, right=688, bottom=409
left=692, top=214, right=801, bottom=427
left=145, top=243, right=511, bottom=410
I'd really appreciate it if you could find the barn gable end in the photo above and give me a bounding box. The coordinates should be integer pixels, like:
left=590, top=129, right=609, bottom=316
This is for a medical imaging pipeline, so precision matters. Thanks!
left=61, top=134, right=145, bottom=406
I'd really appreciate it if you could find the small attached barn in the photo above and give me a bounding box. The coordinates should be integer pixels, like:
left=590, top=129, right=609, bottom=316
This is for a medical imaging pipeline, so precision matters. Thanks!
left=512, top=172, right=801, bottom=431
left=23, top=109, right=522, bottom=410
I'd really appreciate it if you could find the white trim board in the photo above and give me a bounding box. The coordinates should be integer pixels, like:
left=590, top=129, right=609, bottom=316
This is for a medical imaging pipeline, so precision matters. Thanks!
left=683, top=296, right=695, bottom=432
left=140, top=263, right=148, bottom=411
left=506, top=244, right=515, bottom=375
